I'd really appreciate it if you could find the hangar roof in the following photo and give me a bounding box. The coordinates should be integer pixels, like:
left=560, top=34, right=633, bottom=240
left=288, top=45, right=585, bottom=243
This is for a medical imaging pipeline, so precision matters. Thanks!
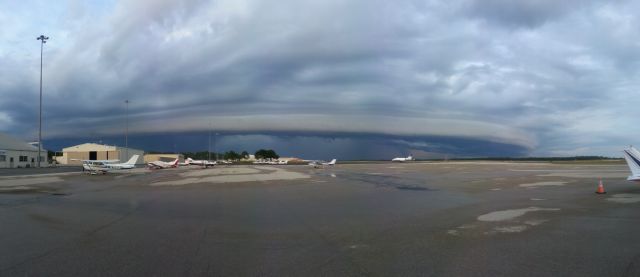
left=62, top=143, right=142, bottom=153
left=0, top=132, right=39, bottom=152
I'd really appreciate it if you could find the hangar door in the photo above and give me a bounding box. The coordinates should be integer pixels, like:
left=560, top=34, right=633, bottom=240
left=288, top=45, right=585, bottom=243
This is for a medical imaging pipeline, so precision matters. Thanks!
left=89, top=151, right=97, bottom=160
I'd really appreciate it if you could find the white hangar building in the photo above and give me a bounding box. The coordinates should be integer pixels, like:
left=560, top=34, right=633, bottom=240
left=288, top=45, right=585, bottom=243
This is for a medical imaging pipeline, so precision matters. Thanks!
left=0, top=132, right=48, bottom=168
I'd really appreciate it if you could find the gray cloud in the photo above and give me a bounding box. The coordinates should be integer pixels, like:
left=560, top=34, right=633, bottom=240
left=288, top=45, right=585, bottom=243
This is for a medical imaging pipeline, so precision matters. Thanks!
left=1, top=0, right=640, bottom=157
left=462, top=0, right=595, bottom=28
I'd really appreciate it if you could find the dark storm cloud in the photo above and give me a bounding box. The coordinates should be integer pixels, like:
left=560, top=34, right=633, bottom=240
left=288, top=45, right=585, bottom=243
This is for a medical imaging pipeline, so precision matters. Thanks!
left=44, top=132, right=530, bottom=160
left=2, top=0, right=640, bottom=157
left=463, top=0, right=595, bottom=28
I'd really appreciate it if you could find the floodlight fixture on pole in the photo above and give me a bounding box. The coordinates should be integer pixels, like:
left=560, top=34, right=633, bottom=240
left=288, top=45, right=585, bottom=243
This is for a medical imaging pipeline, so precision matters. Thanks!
left=36, top=35, right=49, bottom=168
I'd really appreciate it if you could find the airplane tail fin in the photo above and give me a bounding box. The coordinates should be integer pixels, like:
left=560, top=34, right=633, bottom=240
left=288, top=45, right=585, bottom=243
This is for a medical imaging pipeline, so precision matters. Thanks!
left=173, top=158, right=179, bottom=166
left=623, top=147, right=640, bottom=177
left=125, top=155, right=139, bottom=165
left=329, top=159, right=337, bottom=165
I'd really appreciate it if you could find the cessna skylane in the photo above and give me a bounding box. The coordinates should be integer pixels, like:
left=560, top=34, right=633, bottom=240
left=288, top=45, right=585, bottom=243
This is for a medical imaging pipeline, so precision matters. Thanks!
left=80, top=155, right=140, bottom=174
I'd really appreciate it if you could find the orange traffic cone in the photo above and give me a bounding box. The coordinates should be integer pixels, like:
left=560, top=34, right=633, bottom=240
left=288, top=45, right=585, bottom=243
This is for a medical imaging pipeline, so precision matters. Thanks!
left=595, top=178, right=606, bottom=194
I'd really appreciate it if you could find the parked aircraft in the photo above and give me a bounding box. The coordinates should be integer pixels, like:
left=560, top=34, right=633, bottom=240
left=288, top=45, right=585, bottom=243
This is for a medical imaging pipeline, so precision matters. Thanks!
left=79, top=155, right=140, bottom=174
left=81, top=160, right=111, bottom=174
left=184, top=158, right=216, bottom=167
left=309, top=159, right=337, bottom=168
left=147, top=158, right=179, bottom=169
left=105, top=155, right=139, bottom=169
left=392, top=155, right=414, bottom=162
left=623, top=146, right=640, bottom=181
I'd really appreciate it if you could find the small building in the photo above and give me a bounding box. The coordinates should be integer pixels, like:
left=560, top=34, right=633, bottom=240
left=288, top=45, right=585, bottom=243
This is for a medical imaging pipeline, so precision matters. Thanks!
left=0, top=132, right=48, bottom=168
left=57, top=143, right=144, bottom=165
left=144, top=154, right=184, bottom=163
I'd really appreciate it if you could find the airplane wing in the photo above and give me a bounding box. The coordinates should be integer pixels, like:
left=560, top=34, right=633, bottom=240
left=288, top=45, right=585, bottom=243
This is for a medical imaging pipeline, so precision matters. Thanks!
left=99, top=159, right=120, bottom=164
left=623, top=147, right=640, bottom=181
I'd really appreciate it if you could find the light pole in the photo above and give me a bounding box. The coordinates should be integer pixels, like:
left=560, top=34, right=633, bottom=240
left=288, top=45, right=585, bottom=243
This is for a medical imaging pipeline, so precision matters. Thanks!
left=208, top=126, right=212, bottom=161
left=125, top=100, right=129, bottom=160
left=36, top=35, right=49, bottom=168
left=214, top=133, right=219, bottom=161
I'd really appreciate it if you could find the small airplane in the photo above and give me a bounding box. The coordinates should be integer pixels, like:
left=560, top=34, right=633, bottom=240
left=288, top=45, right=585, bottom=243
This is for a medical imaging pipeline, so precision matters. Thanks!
left=183, top=158, right=216, bottom=167
left=105, top=155, right=139, bottom=169
left=79, top=155, right=140, bottom=174
left=147, top=158, right=179, bottom=169
left=309, top=159, right=337, bottom=168
left=392, top=155, right=414, bottom=162
left=623, top=146, right=640, bottom=181
left=81, top=160, right=112, bottom=174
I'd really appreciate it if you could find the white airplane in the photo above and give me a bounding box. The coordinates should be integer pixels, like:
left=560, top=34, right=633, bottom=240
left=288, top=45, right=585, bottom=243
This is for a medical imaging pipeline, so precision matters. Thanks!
left=392, top=155, right=414, bottom=162
left=183, top=158, right=216, bottom=167
left=105, top=155, right=139, bottom=169
left=79, top=155, right=140, bottom=174
left=309, top=159, right=337, bottom=168
left=622, top=146, right=640, bottom=182
left=81, top=160, right=112, bottom=174
left=147, top=158, right=179, bottom=169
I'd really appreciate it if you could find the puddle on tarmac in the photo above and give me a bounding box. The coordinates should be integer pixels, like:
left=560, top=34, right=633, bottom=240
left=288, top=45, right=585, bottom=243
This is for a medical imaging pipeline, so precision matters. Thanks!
left=477, top=207, right=560, bottom=222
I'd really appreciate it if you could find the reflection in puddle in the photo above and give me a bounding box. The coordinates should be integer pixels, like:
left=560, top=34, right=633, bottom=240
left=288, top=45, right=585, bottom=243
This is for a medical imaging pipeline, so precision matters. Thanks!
left=396, top=185, right=429, bottom=191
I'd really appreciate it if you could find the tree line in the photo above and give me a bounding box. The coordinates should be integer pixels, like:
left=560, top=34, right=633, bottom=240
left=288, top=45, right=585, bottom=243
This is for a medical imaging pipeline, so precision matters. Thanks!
left=178, top=149, right=279, bottom=161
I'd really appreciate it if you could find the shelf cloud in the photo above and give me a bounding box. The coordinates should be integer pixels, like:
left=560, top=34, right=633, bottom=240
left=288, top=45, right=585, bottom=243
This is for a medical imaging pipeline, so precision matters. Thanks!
left=2, top=0, right=639, bottom=157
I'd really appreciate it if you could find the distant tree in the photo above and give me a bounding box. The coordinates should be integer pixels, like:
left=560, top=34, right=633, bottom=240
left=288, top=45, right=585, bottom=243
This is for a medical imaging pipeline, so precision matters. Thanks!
left=255, top=149, right=279, bottom=159
left=266, top=149, right=279, bottom=159
left=223, top=150, right=241, bottom=161
left=241, top=151, right=249, bottom=159
left=255, top=149, right=266, bottom=159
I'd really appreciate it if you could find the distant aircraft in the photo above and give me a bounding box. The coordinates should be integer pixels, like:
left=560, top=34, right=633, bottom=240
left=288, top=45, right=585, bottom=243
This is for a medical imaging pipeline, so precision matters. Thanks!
left=309, top=159, right=337, bottom=168
left=623, top=146, right=640, bottom=181
left=79, top=155, right=139, bottom=174
left=147, top=158, right=179, bottom=169
left=392, top=155, right=414, bottom=162
left=184, top=158, right=216, bottom=167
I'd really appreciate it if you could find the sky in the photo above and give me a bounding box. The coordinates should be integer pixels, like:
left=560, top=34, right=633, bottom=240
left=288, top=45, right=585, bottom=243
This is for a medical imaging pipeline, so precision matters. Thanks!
left=1, top=0, right=639, bottom=159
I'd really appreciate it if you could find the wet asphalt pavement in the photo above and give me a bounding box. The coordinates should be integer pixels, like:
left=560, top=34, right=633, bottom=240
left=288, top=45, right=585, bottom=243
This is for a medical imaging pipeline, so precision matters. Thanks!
left=1, top=162, right=639, bottom=276
left=0, top=166, right=81, bottom=176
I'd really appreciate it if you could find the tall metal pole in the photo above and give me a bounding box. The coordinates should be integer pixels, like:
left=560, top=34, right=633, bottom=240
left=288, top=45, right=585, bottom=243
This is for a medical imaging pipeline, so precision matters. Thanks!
left=125, top=100, right=129, bottom=160
left=36, top=35, right=49, bottom=168
left=208, top=124, right=211, bottom=161
left=215, top=133, right=219, bottom=161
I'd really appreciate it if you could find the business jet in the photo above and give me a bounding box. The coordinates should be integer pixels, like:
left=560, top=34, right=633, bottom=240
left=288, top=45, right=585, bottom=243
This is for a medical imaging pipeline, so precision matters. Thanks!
left=309, top=159, right=337, bottom=168
left=623, top=146, right=640, bottom=181
left=184, top=158, right=216, bottom=167
left=392, top=155, right=414, bottom=162
left=147, top=158, right=179, bottom=169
